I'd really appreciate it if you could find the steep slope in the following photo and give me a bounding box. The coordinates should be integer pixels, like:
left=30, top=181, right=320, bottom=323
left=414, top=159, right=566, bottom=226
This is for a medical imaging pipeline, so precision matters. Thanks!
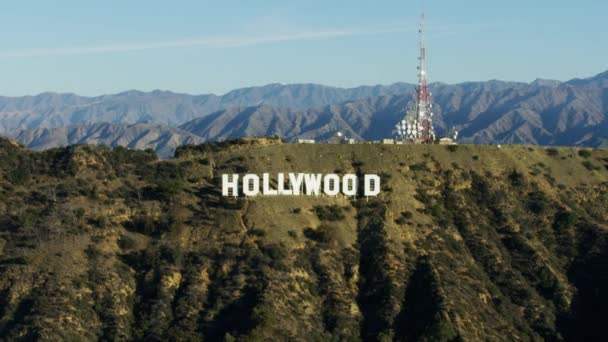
left=5, top=122, right=204, bottom=159
left=0, top=140, right=607, bottom=340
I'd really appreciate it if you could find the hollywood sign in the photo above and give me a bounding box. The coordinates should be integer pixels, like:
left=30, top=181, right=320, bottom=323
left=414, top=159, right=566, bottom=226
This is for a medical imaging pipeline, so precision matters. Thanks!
left=222, top=173, right=381, bottom=197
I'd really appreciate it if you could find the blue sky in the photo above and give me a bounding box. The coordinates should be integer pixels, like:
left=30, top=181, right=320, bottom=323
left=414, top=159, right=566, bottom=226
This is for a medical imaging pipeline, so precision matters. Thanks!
left=0, top=0, right=606, bottom=96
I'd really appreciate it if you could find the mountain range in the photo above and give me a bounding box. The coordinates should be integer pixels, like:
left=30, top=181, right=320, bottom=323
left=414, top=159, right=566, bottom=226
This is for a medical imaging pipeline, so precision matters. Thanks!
left=5, top=122, right=203, bottom=159
left=1, top=71, right=607, bottom=157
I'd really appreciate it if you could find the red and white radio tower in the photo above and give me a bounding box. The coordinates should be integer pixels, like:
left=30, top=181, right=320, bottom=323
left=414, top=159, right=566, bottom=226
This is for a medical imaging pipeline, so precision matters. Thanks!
left=396, top=10, right=436, bottom=143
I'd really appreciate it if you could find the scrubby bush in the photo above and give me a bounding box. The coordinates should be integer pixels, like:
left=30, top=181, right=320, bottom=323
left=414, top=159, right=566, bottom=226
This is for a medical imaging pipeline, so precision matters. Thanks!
left=578, top=150, right=592, bottom=158
left=314, top=205, right=345, bottom=221
left=396, top=211, right=413, bottom=225
left=249, top=228, right=266, bottom=237
left=7, top=168, right=30, bottom=185
left=545, top=148, right=559, bottom=156
left=0, top=256, right=29, bottom=265
left=155, top=180, right=186, bottom=199
left=410, top=163, right=430, bottom=172
left=582, top=160, right=601, bottom=171
left=508, top=169, right=525, bottom=187
left=395, top=216, right=408, bottom=225
left=401, top=211, right=414, bottom=219
left=118, top=234, right=137, bottom=249
left=88, top=215, right=109, bottom=229
left=261, top=243, right=287, bottom=260
left=553, top=210, right=577, bottom=232
left=125, top=212, right=158, bottom=235
left=304, top=224, right=340, bottom=244
left=527, top=190, right=548, bottom=214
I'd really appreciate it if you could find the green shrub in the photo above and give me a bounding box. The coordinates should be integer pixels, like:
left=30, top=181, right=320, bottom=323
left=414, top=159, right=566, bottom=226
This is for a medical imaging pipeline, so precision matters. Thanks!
left=304, top=224, right=340, bottom=244
left=314, top=205, right=345, bottom=221
left=401, top=211, right=414, bottom=219
left=395, top=216, right=408, bottom=225
left=546, top=148, right=559, bottom=156
left=249, top=228, right=266, bottom=237
left=410, top=163, right=430, bottom=172
left=125, top=212, right=158, bottom=235
left=553, top=210, right=577, bottom=232
left=154, top=180, right=186, bottom=199
left=582, top=160, right=601, bottom=171
left=508, top=169, right=525, bottom=187
left=7, top=168, right=30, bottom=185
left=85, top=245, right=102, bottom=259
left=446, top=145, right=458, bottom=152
left=118, top=235, right=136, bottom=249
left=0, top=256, right=29, bottom=265
left=578, top=150, right=592, bottom=158
left=527, top=190, right=548, bottom=214
left=88, top=215, right=109, bottom=229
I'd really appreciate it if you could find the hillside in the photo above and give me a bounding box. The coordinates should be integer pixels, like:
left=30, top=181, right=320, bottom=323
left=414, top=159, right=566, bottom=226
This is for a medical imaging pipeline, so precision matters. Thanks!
left=0, top=138, right=607, bottom=340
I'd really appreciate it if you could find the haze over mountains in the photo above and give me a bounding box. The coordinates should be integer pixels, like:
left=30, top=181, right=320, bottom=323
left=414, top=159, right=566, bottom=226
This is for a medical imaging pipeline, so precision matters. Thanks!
left=5, top=122, right=204, bottom=159
left=1, top=71, right=607, bottom=157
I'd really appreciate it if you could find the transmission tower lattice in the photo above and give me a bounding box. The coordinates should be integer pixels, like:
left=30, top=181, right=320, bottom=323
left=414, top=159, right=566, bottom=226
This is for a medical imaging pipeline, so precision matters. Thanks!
left=396, top=12, right=435, bottom=143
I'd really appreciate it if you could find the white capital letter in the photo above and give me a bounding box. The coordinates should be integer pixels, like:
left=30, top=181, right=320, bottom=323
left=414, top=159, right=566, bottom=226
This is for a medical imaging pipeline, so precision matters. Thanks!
left=342, top=174, right=357, bottom=196
left=262, top=173, right=278, bottom=195
left=364, top=174, right=381, bottom=197
left=304, top=174, right=323, bottom=196
left=289, top=173, right=304, bottom=195
left=324, top=174, right=341, bottom=196
left=243, top=174, right=260, bottom=197
left=277, top=173, right=292, bottom=195
left=222, top=174, right=239, bottom=197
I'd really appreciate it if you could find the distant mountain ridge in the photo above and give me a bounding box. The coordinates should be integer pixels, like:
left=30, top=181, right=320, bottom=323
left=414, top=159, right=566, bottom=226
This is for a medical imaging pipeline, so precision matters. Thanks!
left=179, top=74, right=608, bottom=148
left=6, top=122, right=204, bottom=158
left=1, top=71, right=607, bottom=156
left=0, top=83, right=415, bottom=133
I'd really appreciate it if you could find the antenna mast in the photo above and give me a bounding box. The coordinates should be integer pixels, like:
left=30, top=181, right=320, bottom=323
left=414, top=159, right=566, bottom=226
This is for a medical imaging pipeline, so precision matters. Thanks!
left=396, top=3, right=435, bottom=143
left=416, top=11, right=434, bottom=142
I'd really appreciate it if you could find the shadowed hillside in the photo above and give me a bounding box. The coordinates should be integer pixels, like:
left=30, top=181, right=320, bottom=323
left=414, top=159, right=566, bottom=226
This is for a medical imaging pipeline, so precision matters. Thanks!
left=0, top=137, right=607, bottom=340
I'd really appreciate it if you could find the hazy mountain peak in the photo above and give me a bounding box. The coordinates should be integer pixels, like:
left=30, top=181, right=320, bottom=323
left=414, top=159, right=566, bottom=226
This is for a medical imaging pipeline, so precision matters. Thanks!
left=530, top=79, right=561, bottom=87
left=566, top=70, right=608, bottom=88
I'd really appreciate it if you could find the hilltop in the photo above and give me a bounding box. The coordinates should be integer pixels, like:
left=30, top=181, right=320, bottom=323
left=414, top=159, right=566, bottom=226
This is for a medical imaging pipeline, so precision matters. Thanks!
left=0, top=138, right=607, bottom=340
